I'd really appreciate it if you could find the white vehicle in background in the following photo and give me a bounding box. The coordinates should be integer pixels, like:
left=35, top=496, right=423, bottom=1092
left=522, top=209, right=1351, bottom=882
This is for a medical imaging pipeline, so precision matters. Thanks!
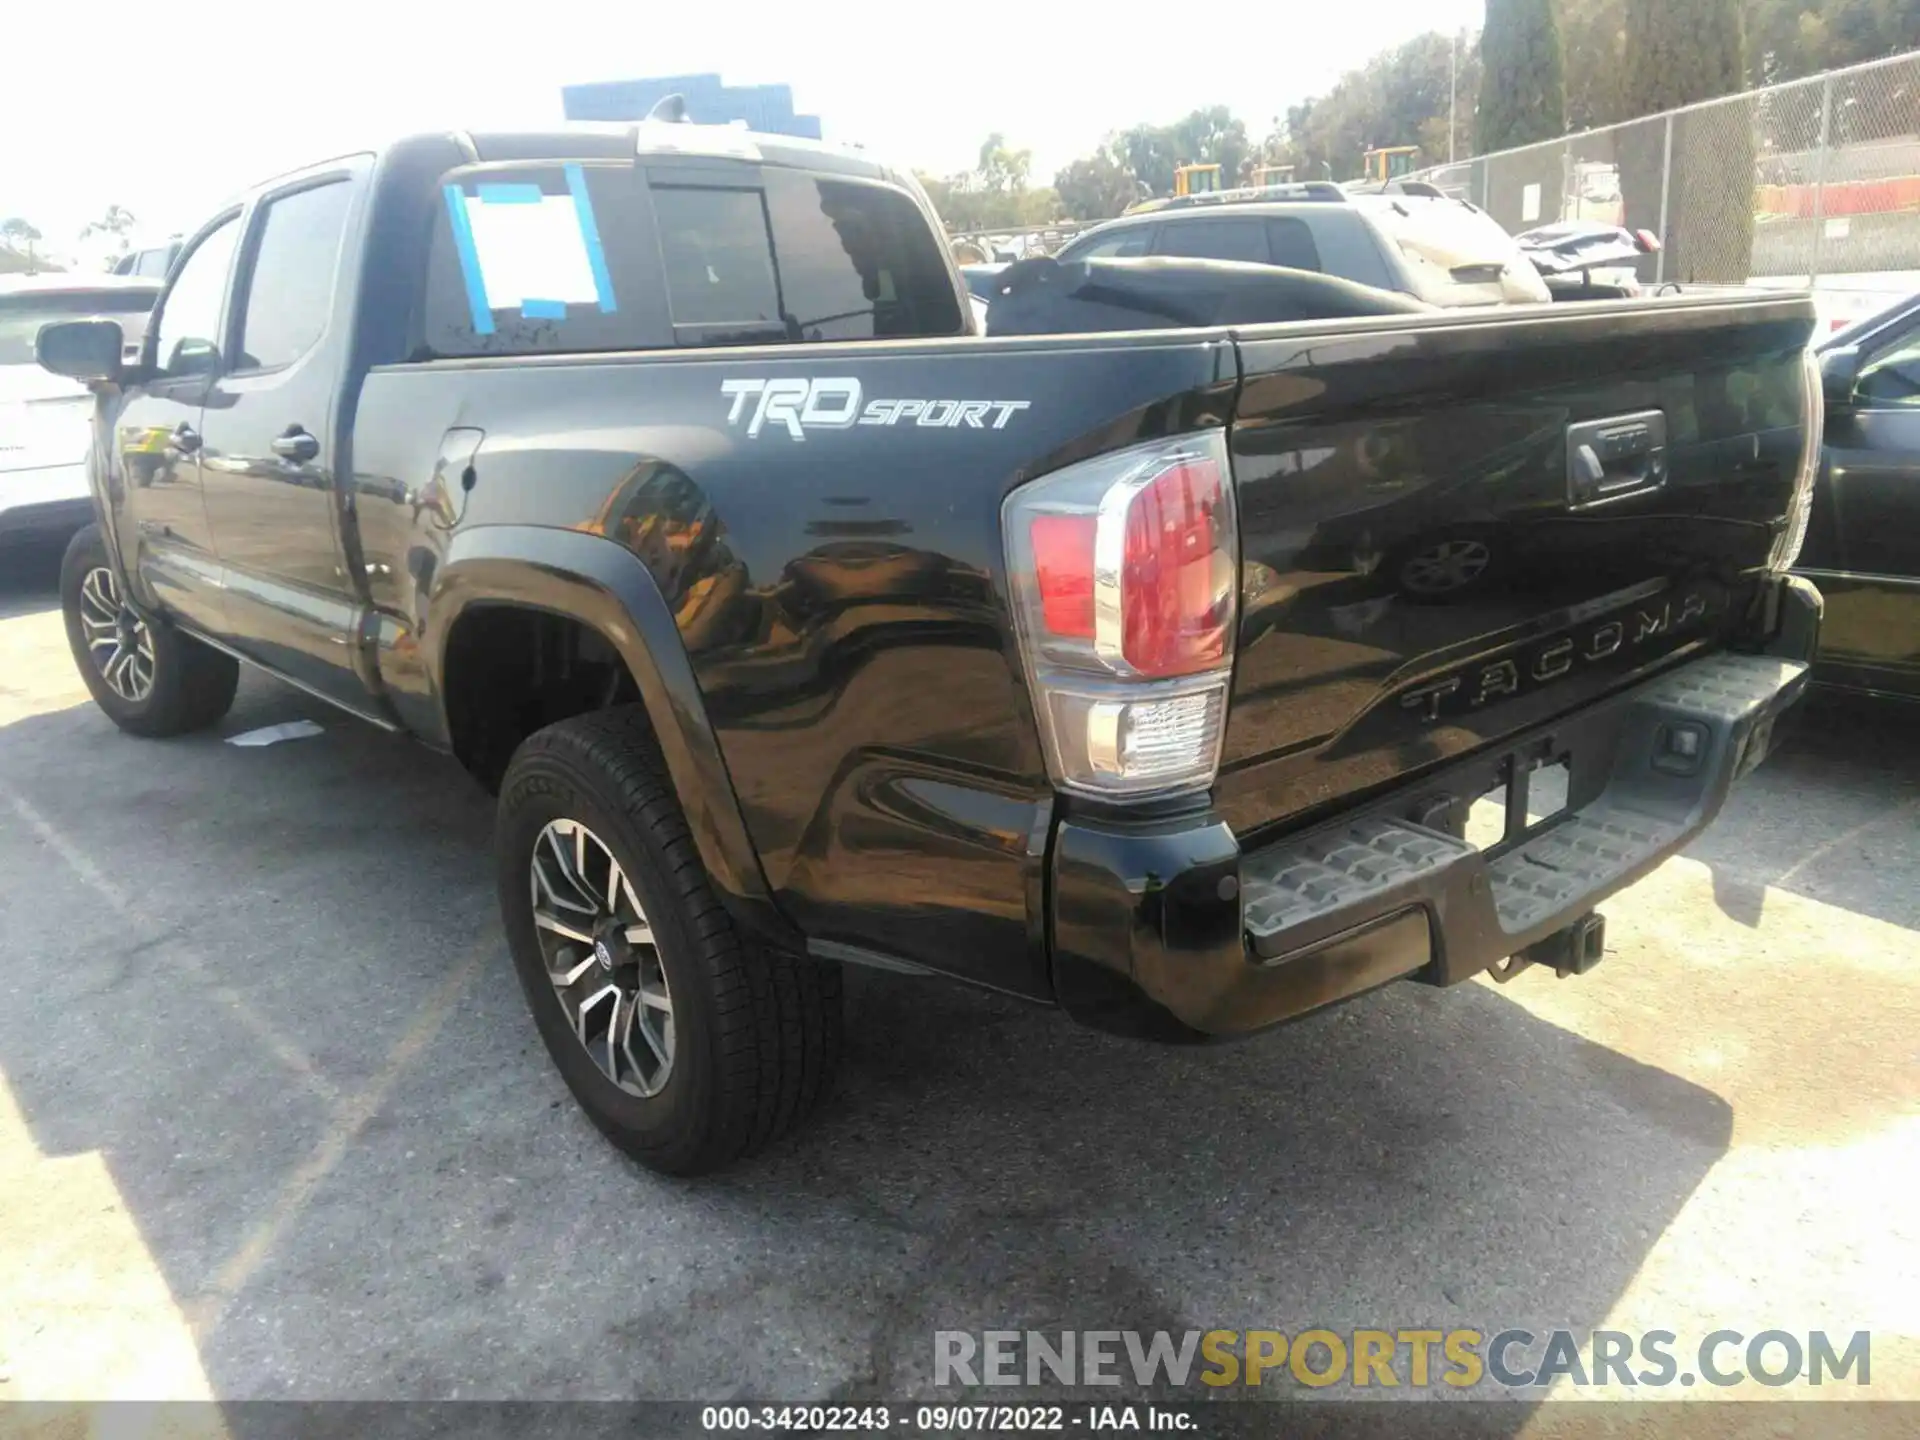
left=1, top=275, right=160, bottom=550
left=111, top=237, right=181, bottom=279
left=1349, top=189, right=1555, bottom=306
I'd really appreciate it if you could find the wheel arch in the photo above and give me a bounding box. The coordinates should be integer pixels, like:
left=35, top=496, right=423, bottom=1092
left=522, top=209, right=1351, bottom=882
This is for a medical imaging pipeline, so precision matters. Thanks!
left=428, top=525, right=788, bottom=942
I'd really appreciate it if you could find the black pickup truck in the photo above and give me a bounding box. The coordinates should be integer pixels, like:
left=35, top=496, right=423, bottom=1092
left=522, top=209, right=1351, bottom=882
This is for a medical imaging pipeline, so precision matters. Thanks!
left=38, top=122, right=1823, bottom=1175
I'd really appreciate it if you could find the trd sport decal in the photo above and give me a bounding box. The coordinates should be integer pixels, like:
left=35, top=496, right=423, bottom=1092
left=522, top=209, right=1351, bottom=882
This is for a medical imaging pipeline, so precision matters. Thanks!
left=722, top=378, right=1030, bottom=440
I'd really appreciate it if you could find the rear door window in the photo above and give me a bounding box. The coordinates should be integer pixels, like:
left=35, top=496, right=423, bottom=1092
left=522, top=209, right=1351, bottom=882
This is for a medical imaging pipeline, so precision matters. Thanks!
left=1155, top=219, right=1268, bottom=264
left=1072, top=228, right=1153, bottom=259
left=652, top=186, right=783, bottom=335
left=759, top=173, right=966, bottom=343
left=1264, top=218, right=1323, bottom=271
left=423, top=162, right=962, bottom=357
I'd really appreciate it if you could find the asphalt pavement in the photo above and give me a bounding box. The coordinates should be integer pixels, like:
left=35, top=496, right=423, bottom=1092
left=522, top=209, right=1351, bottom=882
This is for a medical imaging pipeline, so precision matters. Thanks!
left=0, top=538, right=1914, bottom=1422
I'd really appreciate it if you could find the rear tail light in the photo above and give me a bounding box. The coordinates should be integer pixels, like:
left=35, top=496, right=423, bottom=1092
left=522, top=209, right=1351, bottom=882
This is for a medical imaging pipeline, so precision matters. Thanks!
left=1633, top=228, right=1663, bottom=254
left=1769, top=346, right=1824, bottom=574
left=1004, top=431, right=1238, bottom=799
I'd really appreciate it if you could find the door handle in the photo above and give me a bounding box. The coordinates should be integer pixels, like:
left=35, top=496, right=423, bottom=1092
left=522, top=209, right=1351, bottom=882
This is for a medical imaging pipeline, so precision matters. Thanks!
left=272, top=428, right=320, bottom=463
left=171, top=422, right=201, bottom=455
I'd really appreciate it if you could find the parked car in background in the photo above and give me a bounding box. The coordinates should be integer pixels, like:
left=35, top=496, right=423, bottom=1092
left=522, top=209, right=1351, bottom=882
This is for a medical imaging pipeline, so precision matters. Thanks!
left=1054, top=185, right=1551, bottom=308
left=112, top=238, right=181, bottom=280
left=1799, top=290, right=1920, bottom=700
left=959, top=263, right=1006, bottom=301
left=958, top=263, right=1005, bottom=330
left=1514, top=221, right=1663, bottom=300
left=1, top=275, right=160, bottom=549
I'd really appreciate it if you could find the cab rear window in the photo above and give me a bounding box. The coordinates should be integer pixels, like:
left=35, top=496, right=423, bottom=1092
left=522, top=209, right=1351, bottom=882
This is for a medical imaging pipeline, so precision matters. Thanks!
left=422, top=162, right=963, bottom=358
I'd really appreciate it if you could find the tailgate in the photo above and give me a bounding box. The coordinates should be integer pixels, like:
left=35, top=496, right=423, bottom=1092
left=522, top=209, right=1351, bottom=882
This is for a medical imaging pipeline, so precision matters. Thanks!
left=1217, top=293, right=1817, bottom=841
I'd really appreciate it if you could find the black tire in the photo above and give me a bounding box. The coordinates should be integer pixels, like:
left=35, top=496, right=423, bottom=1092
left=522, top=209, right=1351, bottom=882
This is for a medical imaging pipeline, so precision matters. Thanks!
left=496, top=707, right=842, bottom=1175
left=60, top=524, right=239, bottom=737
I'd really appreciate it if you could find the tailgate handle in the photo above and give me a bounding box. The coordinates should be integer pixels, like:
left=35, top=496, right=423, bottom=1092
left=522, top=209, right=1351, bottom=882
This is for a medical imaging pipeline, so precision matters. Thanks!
left=1567, top=410, right=1667, bottom=508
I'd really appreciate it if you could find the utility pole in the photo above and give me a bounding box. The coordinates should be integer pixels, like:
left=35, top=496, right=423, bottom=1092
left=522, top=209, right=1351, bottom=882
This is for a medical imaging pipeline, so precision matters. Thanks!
left=1449, top=29, right=1458, bottom=164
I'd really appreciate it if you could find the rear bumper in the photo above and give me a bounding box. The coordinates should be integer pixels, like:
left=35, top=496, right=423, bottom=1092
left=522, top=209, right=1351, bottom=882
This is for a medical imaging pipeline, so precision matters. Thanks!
left=1048, top=576, right=1822, bottom=1041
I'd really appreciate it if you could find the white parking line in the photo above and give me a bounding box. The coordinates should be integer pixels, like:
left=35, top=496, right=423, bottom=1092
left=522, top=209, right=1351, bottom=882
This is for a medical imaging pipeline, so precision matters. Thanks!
left=186, top=938, right=486, bottom=1340
left=4, top=788, right=343, bottom=1108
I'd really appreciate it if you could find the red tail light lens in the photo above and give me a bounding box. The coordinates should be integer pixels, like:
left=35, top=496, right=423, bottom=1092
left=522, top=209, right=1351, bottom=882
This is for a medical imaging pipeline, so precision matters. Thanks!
left=1030, top=514, right=1096, bottom=640
left=1119, top=459, right=1233, bottom=677
left=1004, top=431, right=1239, bottom=799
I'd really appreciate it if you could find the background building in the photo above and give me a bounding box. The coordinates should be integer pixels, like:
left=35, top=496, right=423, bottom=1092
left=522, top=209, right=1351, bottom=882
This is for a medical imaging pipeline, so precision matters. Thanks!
left=561, top=74, right=822, bottom=139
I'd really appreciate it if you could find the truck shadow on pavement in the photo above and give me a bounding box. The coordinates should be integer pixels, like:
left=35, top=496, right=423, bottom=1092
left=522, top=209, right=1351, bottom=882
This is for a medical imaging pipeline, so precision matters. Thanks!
left=1687, top=690, right=1920, bottom=933
left=0, top=611, right=1902, bottom=1414
left=0, top=542, right=63, bottom=621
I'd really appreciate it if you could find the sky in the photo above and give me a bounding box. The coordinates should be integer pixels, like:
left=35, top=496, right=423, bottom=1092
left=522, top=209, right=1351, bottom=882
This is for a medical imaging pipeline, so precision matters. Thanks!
left=3, top=0, right=1484, bottom=261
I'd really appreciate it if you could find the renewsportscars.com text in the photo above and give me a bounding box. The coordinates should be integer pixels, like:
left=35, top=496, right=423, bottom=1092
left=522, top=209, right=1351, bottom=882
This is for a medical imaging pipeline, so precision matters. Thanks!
left=933, top=1328, right=1872, bottom=1390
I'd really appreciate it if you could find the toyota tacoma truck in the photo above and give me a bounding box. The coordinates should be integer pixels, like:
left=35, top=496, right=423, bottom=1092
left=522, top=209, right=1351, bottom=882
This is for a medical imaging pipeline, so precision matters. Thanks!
left=36, top=120, right=1824, bottom=1175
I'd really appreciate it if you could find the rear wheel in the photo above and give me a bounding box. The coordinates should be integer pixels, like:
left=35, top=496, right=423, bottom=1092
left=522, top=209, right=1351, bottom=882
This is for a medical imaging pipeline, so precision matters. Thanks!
left=60, top=524, right=238, bottom=736
left=496, top=707, right=842, bottom=1175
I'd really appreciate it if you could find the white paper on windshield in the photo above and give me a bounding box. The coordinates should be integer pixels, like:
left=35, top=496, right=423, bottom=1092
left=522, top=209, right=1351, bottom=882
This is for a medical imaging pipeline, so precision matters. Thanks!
left=460, top=192, right=602, bottom=314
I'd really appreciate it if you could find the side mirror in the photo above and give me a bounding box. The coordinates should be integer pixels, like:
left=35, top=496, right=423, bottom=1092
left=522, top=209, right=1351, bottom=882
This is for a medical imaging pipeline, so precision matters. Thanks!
left=1819, top=345, right=1861, bottom=414
left=36, top=319, right=126, bottom=385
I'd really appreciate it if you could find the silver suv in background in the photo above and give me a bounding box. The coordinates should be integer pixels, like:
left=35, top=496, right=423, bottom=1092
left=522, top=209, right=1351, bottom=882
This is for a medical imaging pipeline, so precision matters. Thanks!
left=1, top=275, right=160, bottom=548
left=1055, top=185, right=1552, bottom=308
left=112, top=239, right=181, bottom=280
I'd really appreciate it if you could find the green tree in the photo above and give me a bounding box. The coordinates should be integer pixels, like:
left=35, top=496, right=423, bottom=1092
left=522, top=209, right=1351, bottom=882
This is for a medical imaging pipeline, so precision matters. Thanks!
left=1, top=217, right=43, bottom=253
left=80, top=204, right=137, bottom=250
left=1168, top=105, right=1251, bottom=186
left=1278, top=31, right=1478, bottom=180
left=1563, top=0, right=1630, bottom=131
left=1745, top=0, right=1920, bottom=83
left=1624, top=0, right=1745, bottom=116
left=1620, top=0, right=1751, bottom=281
left=1052, top=152, right=1142, bottom=222
left=1477, top=0, right=1566, bottom=152
left=915, top=136, right=1062, bottom=234
left=975, top=133, right=1032, bottom=195
left=1111, top=124, right=1183, bottom=198
left=0, top=217, right=45, bottom=273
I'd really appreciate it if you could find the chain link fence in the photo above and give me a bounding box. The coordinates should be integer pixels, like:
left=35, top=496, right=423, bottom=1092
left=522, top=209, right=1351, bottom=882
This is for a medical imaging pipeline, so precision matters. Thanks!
left=1415, top=48, right=1920, bottom=287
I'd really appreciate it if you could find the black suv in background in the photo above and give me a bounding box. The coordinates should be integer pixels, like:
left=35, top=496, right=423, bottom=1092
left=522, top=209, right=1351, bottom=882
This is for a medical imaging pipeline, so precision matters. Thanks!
left=1802, top=290, right=1920, bottom=700
left=1057, top=188, right=1551, bottom=307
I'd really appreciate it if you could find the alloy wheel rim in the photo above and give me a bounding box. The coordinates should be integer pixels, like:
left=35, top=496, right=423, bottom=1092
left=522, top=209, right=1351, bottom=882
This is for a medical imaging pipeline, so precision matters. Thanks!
left=1401, top=538, right=1492, bottom=595
left=528, top=818, right=674, bottom=1098
left=78, top=566, right=156, bottom=703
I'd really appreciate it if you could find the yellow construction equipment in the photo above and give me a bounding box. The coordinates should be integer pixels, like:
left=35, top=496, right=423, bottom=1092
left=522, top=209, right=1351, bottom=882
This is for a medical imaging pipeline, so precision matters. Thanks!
left=1251, top=164, right=1296, bottom=190
left=1361, top=146, right=1421, bottom=184
left=1173, top=163, right=1221, bottom=198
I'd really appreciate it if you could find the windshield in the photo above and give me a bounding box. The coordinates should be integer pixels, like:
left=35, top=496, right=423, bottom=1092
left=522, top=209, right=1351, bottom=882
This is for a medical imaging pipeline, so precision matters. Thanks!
left=0, top=291, right=156, bottom=365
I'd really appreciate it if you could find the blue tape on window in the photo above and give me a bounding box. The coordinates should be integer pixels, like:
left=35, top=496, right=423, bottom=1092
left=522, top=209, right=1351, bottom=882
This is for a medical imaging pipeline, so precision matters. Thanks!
left=565, top=163, right=617, bottom=314
left=442, top=184, right=494, bottom=336
left=520, top=298, right=567, bottom=319
left=477, top=182, right=544, bottom=205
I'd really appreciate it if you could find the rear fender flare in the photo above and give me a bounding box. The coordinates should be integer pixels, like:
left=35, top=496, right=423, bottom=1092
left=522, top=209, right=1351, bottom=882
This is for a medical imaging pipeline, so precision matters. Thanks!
left=427, top=525, right=789, bottom=941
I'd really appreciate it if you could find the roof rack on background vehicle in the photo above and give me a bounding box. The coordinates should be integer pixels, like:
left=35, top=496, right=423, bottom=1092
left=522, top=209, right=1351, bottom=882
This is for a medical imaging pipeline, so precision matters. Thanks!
left=1158, top=181, right=1349, bottom=212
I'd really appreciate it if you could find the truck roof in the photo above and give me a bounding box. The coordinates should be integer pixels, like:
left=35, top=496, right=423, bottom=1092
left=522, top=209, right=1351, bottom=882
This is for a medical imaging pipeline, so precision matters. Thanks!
left=240, top=122, right=900, bottom=203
